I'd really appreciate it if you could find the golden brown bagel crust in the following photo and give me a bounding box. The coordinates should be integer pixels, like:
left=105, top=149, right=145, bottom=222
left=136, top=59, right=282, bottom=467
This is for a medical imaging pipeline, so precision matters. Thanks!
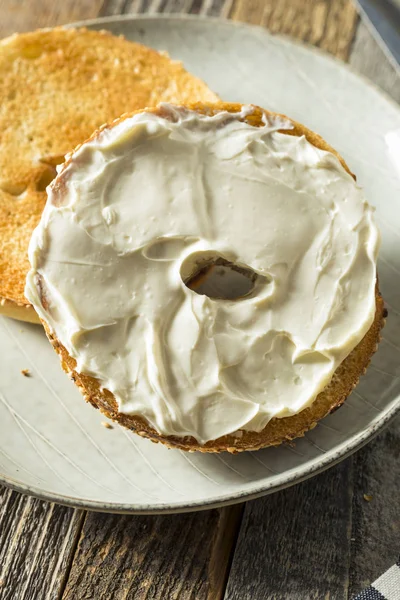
left=0, top=28, right=218, bottom=322
left=39, top=101, right=385, bottom=452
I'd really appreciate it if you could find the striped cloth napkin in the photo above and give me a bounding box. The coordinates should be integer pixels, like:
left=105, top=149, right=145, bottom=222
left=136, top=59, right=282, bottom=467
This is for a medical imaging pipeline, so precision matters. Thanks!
left=354, top=559, right=400, bottom=599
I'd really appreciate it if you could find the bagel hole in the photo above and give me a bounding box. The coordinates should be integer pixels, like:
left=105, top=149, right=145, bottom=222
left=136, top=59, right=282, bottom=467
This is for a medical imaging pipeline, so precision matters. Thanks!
left=182, top=252, right=268, bottom=300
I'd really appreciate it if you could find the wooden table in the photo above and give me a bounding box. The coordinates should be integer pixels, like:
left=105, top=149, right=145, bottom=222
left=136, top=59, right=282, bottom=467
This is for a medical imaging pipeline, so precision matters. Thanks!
left=0, top=1, right=399, bottom=598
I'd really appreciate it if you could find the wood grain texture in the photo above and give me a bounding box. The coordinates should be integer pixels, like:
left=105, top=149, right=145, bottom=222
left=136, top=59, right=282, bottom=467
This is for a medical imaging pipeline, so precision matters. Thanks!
left=99, top=0, right=233, bottom=17
left=224, top=459, right=354, bottom=600
left=350, top=19, right=400, bottom=103
left=0, top=487, right=84, bottom=600
left=230, top=0, right=359, bottom=60
left=63, top=505, right=243, bottom=600
left=0, top=0, right=103, bottom=38
left=349, top=417, right=400, bottom=596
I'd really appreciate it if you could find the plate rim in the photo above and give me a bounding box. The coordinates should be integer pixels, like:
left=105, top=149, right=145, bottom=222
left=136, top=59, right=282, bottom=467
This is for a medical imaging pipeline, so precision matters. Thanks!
left=1, top=404, right=398, bottom=514
left=1, top=13, right=399, bottom=514
left=67, top=13, right=400, bottom=112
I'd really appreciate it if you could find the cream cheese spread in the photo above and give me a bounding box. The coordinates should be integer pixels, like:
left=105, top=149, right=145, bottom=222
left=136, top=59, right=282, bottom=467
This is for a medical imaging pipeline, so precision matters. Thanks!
left=25, top=104, right=379, bottom=443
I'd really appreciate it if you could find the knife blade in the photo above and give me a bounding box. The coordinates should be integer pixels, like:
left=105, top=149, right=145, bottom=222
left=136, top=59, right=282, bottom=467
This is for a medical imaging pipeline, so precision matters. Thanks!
left=356, top=0, right=400, bottom=70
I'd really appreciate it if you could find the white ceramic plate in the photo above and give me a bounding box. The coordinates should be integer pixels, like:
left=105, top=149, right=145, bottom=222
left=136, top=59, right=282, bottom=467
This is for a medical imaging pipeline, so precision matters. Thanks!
left=1, top=15, right=400, bottom=514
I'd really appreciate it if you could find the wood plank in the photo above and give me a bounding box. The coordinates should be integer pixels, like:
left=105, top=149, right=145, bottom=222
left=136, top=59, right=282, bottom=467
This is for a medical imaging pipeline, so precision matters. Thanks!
left=230, top=0, right=359, bottom=60
left=99, top=0, right=233, bottom=16
left=348, top=18, right=400, bottom=593
left=349, top=416, right=400, bottom=596
left=349, top=19, right=400, bottom=103
left=0, top=487, right=84, bottom=600
left=63, top=505, right=243, bottom=600
left=347, top=18, right=400, bottom=593
left=0, top=0, right=103, bottom=38
left=224, top=459, right=353, bottom=600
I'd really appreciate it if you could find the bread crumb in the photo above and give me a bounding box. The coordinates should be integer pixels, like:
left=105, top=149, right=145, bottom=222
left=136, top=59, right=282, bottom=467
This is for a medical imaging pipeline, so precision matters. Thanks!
left=21, top=369, right=31, bottom=377
left=101, top=421, right=113, bottom=430
left=363, top=493, right=373, bottom=502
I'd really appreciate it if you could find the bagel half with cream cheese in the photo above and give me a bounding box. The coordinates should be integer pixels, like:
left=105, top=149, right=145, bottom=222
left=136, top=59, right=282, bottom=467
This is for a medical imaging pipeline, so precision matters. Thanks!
left=25, top=102, right=385, bottom=452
